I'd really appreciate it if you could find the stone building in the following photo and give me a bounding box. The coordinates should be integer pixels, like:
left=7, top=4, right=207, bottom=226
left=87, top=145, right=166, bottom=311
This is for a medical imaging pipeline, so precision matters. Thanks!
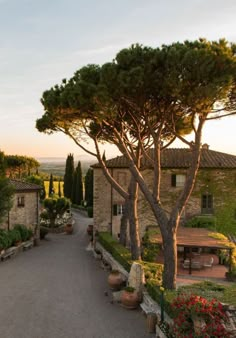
left=1, top=179, right=41, bottom=233
left=92, top=148, right=236, bottom=239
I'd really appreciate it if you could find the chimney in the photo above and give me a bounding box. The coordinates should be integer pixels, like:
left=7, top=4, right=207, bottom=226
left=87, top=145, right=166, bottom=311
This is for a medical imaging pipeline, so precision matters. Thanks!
left=202, top=143, right=209, bottom=150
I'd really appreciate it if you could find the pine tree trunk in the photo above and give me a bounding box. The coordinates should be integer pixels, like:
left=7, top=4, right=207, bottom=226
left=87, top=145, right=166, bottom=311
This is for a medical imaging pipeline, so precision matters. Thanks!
left=119, top=198, right=129, bottom=246
left=128, top=176, right=141, bottom=260
left=162, top=223, right=178, bottom=289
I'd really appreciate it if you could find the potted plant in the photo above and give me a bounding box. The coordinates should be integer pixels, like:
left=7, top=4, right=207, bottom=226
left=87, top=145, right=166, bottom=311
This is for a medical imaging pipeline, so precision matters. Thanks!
left=120, top=286, right=139, bottom=309
left=108, top=270, right=124, bottom=291
left=87, top=224, right=93, bottom=236
left=65, top=221, right=73, bottom=235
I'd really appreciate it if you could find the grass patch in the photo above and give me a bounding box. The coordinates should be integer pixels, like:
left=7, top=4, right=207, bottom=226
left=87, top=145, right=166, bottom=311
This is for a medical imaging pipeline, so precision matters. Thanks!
left=177, top=281, right=236, bottom=307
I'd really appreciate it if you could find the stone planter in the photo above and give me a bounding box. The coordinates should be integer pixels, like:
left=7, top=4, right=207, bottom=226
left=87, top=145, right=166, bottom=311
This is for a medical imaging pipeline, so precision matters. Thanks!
left=121, top=287, right=139, bottom=309
left=108, top=270, right=123, bottom=291
left=65, top=224, right=73, bottom=235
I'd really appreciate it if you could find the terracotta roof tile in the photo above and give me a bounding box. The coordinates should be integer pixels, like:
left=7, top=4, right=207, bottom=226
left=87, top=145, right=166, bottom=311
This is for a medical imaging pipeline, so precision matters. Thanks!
left=92, top=148, right=236, bottom=169
left=10, top=179, right=42, bottom=191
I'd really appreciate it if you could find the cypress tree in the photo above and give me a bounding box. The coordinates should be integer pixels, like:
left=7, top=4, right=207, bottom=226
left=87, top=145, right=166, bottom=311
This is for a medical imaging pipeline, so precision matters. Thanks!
left=0, top=150, right=14, bottom=223
left=0, top=150, right=6, bottom=176
left=58, top=179, right=61, bottom=197
left=63, top=154, right=74, bottom=199
left=75, top=161, right=83, bottom=205
left=49, top=173, right=54, bottom=196
left=85, top=168, right=93, bottom=207
left=71, top=170, right=77, bottom=203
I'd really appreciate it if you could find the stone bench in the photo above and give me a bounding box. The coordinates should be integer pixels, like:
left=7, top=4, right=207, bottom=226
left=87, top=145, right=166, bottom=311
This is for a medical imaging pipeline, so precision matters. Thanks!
left=23, top=241, right=33, bottom=251
left=140, top=302, right=154, bottom=315
left=1, top=247, right=16, bottom=261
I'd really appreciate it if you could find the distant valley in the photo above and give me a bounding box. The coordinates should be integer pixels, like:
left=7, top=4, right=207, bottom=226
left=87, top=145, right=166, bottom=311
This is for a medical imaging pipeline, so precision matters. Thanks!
left=37, top=157, right=96, bottom=177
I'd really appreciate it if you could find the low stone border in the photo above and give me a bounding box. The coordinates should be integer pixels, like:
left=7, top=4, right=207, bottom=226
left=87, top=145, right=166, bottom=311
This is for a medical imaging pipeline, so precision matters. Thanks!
left=0, top=239, right=34, bottom=263
left=95, top=242, right=129, bottom=280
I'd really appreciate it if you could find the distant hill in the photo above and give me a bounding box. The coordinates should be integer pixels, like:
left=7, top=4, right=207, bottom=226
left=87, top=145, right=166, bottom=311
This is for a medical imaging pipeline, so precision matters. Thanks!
left=37, top=157, right=96, bottom=177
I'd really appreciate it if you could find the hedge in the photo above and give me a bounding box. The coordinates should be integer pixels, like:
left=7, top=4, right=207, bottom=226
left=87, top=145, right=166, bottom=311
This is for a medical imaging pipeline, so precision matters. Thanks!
left=98, top=232, right=132, bottom=271
left=97, top=231, right=163, bottom=283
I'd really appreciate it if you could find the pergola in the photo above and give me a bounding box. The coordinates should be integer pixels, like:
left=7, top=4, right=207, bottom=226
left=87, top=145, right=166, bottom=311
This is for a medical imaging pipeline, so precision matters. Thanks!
left=151, top=227, right=233, bottom=275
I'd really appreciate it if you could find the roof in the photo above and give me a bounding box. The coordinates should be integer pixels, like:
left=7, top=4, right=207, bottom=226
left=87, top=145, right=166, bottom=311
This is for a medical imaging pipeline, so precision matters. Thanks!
left=92, top=148, right=236, bottom=169
left=151, top=227, right=232, bottom=250
left=10, top=179, right=42, bottom=191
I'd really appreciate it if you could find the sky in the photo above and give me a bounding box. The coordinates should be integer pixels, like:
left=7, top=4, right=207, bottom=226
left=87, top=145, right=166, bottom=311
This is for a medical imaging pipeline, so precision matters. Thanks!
left=0, top=0, right=235, bottom=160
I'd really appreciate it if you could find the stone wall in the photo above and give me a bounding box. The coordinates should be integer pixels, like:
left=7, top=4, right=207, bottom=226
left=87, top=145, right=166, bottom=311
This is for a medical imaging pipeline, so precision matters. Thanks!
left=93, top=167, right=236, bottom=238
left=1, top=191, right=39, bottom=230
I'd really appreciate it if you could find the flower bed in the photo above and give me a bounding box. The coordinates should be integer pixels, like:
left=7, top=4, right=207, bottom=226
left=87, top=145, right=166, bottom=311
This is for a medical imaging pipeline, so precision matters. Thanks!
left=172, top=294, right=231, bottom=337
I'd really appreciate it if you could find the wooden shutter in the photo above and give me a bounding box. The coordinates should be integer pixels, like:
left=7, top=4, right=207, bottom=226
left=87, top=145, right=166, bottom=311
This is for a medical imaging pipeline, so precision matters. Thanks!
left=171, top=174, right=176, bottom=187
left=113, top=204, right=118, bottom=216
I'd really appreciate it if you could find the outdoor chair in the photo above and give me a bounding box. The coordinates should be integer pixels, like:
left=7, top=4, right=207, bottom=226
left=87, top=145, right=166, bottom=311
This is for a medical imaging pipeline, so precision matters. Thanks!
left=203, top=257, right=214, bottom=268
left=182, top=259, right=202, bottom=270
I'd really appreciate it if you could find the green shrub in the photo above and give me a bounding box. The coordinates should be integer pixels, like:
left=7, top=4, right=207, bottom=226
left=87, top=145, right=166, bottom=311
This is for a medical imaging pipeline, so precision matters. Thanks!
left=9, top=229, right=21, bottom=245
left=0, top=229, right=11, bottom=250
left=87, top=206, right=93, bottom=218
left=98, top=232, right=163, bottom=280
left=14, top=224, right=29, bottom=242
left=142, top=231, right=160, bottom=262
left=98, top=232, right=132, bottom=271
left=40, top=210, right=49, bottom=220
left=184, top=216, right=216, bottom=229
left=138, top=261, right=163, bottom=283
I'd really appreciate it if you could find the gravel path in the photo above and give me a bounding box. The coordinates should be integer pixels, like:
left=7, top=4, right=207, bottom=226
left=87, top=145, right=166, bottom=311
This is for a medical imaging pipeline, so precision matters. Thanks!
left=0, top=210, right=154, bottom=338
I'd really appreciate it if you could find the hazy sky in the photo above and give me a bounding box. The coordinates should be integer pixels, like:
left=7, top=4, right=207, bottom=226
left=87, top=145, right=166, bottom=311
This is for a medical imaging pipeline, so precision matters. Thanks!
left=0, top=0, right=235, bottom=159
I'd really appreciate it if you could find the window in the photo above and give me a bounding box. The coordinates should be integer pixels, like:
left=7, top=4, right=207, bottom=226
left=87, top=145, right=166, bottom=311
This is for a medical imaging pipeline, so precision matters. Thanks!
left=171, top=174, right=186, bottom=187
left=113, top=204, right=124, bottom=216
left=17, top=196, right=25, bottom=207
left=201, top=194, right=213, bottom=214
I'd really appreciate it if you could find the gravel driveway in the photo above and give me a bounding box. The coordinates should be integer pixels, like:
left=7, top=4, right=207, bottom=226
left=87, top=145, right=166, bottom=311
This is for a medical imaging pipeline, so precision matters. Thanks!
left=0, top=210, right=154, bottom=338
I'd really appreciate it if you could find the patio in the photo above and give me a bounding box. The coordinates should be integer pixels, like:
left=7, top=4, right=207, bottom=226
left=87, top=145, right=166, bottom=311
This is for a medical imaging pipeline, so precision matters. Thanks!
left=151, top=227, right=233, bottom=280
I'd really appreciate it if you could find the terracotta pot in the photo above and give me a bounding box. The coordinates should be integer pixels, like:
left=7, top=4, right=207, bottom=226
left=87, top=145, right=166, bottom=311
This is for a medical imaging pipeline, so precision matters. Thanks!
left=15, top=241, right=22, bottom=247
left=108, top=271, right=123, bottom=290
left=121, top=289, right=139, bottom=309
left=65, top=224, right=73, bottom=235
left=87, top=224, right=93, bottom=236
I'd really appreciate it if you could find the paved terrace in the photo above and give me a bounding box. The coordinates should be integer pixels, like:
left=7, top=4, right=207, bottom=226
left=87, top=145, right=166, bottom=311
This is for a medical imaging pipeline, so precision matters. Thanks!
left=0, top=210, right=154, bottom=338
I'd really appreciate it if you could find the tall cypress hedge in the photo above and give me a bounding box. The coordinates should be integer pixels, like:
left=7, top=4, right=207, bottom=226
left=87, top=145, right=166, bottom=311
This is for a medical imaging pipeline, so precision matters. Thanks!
left=63, top=154, right=74, bottom=199
left=85, top=168, right=93, bottom=207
